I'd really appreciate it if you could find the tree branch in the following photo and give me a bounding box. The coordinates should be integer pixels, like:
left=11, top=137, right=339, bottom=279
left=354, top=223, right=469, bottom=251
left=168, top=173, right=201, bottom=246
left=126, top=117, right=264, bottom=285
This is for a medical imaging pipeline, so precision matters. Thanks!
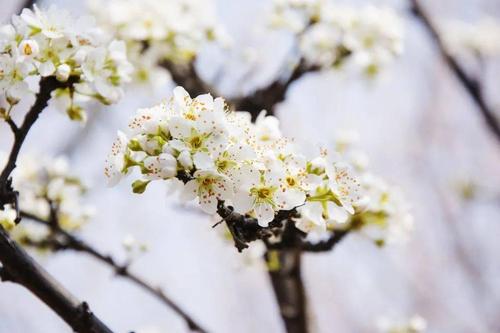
left=0, top=76, right=73, bottom=214
left=20, top=211, right=207, bottom=333
left=265, top=249, right=307, bottom=333
left=410, top=0, right=500, bottom=144
left=0, top=76, right=115, bottom=332
left=232, top=60, right=319, bottom=119
left=0, top=226, right=113, bottom=333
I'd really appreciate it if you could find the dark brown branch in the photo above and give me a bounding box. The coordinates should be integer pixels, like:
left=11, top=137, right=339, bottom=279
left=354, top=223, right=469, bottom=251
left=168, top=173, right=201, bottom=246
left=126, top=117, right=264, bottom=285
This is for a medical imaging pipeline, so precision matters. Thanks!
left=232, top=60, right=319, bottom=119
left=0, top=226, right=113, bottom=333
left=265, top=249, right=307, bottom=333
left=410, top=0, right=500, bottom=144
left=20, top=211, right=207, bottom=333
left=160, top=60, right=214, bottom=97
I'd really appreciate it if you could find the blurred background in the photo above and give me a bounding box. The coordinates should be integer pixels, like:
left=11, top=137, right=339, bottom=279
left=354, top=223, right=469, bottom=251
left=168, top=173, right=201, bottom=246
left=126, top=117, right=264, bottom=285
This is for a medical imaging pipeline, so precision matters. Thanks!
left=1, top=0, right=500, bottom=332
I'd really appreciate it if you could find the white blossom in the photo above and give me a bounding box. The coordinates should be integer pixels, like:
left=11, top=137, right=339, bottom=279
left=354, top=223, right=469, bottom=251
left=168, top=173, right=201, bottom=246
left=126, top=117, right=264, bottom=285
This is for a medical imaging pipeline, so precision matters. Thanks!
left=106, top=86, right=366, bottom=229
left=90, top=0, right=225, bottom=87
left=377, top=315, right=427, bottom=333
left=0, top=204, right=16, bottom=231
left=1, top=153, right=94, bottom=238
left=441, top=17, right=500, bottom=57
left=270, top=1, right=404, bottom=75
left=0, top=5, right=132, bottom=122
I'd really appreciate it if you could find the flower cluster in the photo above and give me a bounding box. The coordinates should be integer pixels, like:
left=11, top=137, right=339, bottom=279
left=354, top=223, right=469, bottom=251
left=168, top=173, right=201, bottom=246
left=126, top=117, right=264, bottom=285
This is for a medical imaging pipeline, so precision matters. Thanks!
left=294, top=131, right=413, bottom=245
left=106, top=86, right=364, bottom=228
left=441, top=17, right=500, bottom=58
left=270, top=1, right=403, bottom=75
left=90, top=0, right=223, bottom=86
left=0, top=153, right=94, bottom=243
left=0, top=5, right=132, bottom=122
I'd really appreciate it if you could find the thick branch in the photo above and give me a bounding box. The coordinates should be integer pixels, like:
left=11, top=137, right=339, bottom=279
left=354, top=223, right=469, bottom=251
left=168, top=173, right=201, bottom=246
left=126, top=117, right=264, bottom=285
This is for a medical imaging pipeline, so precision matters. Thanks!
left=265, top=249, right=307, bottom=333
left=21, top=212, right=206, bottom=333
left=160, top=60, right=213, bottom=97
left=232, top=61, right=318, bottom=119
left=410, top=0, right=500, bottom=144
left=0, top=226, right=113, bottom=333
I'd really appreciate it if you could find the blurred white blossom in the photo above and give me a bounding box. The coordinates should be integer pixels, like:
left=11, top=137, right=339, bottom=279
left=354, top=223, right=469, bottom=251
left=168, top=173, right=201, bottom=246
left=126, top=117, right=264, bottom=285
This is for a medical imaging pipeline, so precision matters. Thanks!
left=270, top=1, right=404, bottom=75
left=0, top=204, right=16, bottom=231
left=90, top=0, right=226, bottom=87
left=294, top=131, right=413, bottom=245
left=0, top=5, right=132, bottom=122
left=1, top=153, right=93, bottom=243
left=441, top=17, right=500, bottom=58
left=377, top=314, right=427, bottom=333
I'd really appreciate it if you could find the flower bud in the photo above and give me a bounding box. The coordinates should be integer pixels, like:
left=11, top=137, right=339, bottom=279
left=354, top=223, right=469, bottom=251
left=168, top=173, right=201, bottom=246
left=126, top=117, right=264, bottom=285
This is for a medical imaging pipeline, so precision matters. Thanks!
left=19, top=39, right=39, bottom=57
left=56, top=64, right=71, bottom=82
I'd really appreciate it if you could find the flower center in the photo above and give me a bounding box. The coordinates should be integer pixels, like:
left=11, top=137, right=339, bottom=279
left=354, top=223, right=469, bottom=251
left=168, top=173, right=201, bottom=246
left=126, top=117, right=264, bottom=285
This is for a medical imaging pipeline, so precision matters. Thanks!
left=201, top=178, right=213, bottom=186
left=189, top=136, right=202, bottom=149
left=23, top=44, right=33, bottom=55
left=286, top=176, right=296, bottom=187
left=257, top=188, right=271, bottom=199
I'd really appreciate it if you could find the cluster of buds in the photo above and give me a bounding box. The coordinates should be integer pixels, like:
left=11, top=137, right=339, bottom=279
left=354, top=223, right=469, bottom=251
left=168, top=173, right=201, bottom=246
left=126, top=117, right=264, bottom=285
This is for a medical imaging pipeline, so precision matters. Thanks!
left=0, top=154, right=93, bottom=247
left=90, top=0, right=224, bottom=86
left=106, top=87, right=412, bottom=248
left=269, top=0, right=404, bottom=76
left=0, top=5, right=132, bottom=121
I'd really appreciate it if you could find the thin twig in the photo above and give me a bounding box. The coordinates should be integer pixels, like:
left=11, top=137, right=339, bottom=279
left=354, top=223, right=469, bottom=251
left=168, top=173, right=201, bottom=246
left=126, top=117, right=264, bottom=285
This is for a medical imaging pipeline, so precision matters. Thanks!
left=410, top=0, right=500, bottom=144
left=20, top=211, right=207, bottom=333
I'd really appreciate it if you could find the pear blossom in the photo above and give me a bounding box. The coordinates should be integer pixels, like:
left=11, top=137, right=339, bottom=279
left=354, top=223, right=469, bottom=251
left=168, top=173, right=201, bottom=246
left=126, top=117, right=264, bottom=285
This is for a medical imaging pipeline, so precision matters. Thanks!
left=1, top=153, right=94, bottom=243
left=90, top=0, right=225, bottom=87
left=377, top=315, right=427, bottom=333
left=106, top=86, right=365, bottom=229
left=294, top=133, right=413, bottom=245
left=0, top=204, right=16, bottom=231
left=441, top=17, right=500, bottom=58
left=0, top=5, right=132, bottom=122
left=270, top=1, right=404, bottom=75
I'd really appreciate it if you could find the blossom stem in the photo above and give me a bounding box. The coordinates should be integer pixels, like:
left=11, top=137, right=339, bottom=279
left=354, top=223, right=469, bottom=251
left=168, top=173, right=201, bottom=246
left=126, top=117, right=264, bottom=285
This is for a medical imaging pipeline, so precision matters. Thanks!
left=410, top=0, right=500, bottom=144
left=20, top=211, right=207, bottom=333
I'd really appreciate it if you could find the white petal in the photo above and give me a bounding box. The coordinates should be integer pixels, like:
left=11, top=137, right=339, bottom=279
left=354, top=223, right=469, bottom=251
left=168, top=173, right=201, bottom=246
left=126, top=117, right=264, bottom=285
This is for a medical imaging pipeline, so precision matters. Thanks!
left=232, top=191, right=254, bottom=214
left=275, top=188, right=306, bottom=210
left=255, top=203, right=275, bottom=227
left=193, top=151, right=214, bottom=170
left=169, top=116, right=192, bottom=139
left=199, top=195, right=218, bottom=214
left=327, top=202, right=349, bottom=224
left=180, top=180, right=198, bottom=202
